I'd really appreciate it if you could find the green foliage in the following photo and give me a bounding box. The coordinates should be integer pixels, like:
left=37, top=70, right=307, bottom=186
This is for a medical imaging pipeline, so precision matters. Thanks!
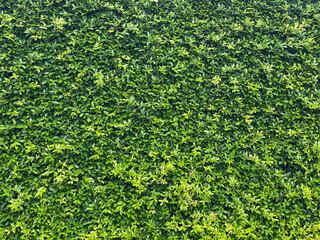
left=1, top=0, right=320, bottom=239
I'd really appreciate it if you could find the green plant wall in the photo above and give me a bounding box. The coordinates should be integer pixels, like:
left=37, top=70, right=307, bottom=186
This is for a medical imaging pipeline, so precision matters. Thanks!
left=1, top=0, right=320, bottom=239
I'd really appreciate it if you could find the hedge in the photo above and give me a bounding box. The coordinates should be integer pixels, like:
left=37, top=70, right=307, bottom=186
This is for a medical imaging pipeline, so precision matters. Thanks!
left=1, top=0, right=320, bottom=239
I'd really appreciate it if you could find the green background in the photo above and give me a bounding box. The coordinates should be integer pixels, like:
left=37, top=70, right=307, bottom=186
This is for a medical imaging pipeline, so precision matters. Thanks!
left=0, top=0, right=320, bottom=239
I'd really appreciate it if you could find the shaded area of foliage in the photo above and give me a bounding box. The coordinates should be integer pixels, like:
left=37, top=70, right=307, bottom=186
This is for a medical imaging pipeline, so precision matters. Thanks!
left=0, top=0, right=320, bottom=239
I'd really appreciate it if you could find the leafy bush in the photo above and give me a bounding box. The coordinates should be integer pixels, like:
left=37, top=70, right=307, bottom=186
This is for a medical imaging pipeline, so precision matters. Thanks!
left=1, top=0, right=320, bottom=239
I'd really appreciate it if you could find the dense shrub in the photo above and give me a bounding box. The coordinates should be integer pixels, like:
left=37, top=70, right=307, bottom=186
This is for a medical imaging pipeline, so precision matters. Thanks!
left=1, top=0, right=320, bottom=239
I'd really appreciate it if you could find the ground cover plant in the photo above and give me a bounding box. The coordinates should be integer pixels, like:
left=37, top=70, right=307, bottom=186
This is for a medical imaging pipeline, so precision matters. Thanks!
left=0, top=0, right=320, bottom=239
